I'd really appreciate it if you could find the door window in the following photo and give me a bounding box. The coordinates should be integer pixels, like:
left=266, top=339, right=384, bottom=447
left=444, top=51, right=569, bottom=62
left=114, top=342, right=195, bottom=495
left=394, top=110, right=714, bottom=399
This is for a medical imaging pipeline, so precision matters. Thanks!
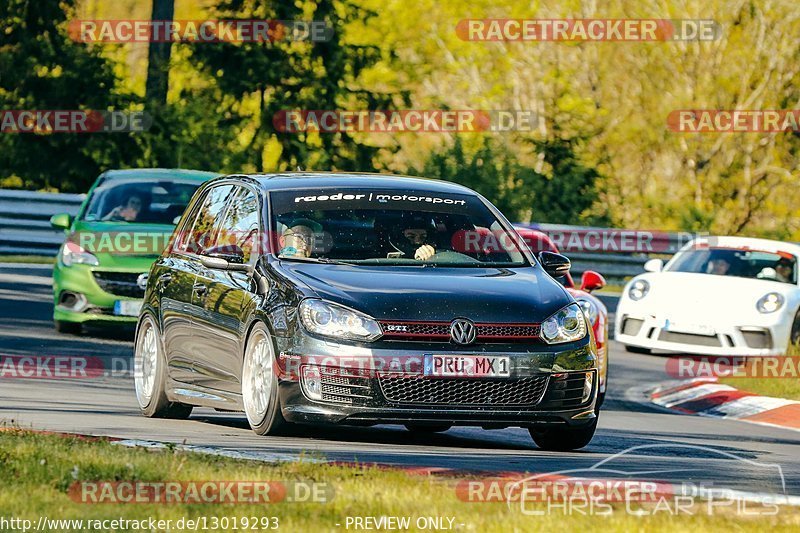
left=175, top=185, right=235, bottom=255
left=214, top=186, right=261, bottom=264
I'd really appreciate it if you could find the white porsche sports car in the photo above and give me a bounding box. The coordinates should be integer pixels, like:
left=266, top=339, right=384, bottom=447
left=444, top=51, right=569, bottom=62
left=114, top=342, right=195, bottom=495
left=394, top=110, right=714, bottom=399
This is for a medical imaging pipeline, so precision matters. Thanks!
left=616, top=236, right=800, bottom=356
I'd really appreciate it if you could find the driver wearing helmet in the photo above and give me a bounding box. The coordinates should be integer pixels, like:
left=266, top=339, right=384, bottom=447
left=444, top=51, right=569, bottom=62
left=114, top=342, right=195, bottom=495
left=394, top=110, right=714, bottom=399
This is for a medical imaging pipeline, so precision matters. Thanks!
left=389, top=214, right=437, bottom=261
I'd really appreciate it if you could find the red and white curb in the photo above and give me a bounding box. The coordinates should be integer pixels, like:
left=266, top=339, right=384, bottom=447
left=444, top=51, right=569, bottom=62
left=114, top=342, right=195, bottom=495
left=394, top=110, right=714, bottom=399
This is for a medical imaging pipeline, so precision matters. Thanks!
left=639, top=377, right=800, bottom=433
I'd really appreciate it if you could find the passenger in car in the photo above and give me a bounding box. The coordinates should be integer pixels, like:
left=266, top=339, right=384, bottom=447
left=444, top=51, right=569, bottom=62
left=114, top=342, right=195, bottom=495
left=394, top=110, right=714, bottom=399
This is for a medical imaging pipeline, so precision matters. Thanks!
left=775, top=257, right=795, bottom=283
left=279, top=219, right=319, bottom=258
left=706, top=258, right=731, bottom=276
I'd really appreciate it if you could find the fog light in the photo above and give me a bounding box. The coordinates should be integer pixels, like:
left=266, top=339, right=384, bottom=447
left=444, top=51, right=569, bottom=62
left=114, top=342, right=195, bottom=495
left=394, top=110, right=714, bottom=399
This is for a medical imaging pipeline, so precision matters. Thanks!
left=582, top=372, right=594, bottom=403
left=302, top=366, right=322, bottom=400
left=58, top=291, right=87, bottom=312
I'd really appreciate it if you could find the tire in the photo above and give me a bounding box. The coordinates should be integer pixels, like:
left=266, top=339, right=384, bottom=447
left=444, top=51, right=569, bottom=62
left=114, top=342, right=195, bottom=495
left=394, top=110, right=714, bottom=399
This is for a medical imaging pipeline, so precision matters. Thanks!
left=790, top=310, right=800, bottom=348
left=596, top=365, right=609, bottom=410
left=596, top=391, right=606, bottom=410
left=530, top=417, right=598, bottom=451
left=55, top=320, right=82, bottom=335
left=242, top=323, right=288, bottom=436
left=624, top=344, right=652, bottom=355
left=404, top=424, right=452, bottom=433
left=134, top=314, right=193, bottom=419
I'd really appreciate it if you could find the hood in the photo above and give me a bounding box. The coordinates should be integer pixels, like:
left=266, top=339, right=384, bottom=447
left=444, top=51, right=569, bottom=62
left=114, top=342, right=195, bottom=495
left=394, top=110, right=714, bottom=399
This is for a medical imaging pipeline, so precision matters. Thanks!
left=629, top=271, right=793, bottom=318
left=67, top=220, right=175, bottom=268
left=274, top=262, right=572, bottom=323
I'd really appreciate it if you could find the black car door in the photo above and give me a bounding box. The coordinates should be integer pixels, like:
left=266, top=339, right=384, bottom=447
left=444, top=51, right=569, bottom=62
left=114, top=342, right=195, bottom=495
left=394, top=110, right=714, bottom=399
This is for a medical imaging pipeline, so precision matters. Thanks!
left=156, top=253, right=200, bottom=385
left=191, top=185, right=262, bottom=394
left=161, top=184, right=234, bottom=385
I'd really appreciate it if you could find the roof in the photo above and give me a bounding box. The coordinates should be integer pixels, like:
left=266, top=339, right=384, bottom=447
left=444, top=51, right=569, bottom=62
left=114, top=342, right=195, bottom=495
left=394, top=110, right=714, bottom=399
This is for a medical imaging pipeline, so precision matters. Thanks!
left=102, top=168, right=219, bottom=182
left=209, top=172, right=477, bottom=195
left=691, top=235, right=800, bottom=256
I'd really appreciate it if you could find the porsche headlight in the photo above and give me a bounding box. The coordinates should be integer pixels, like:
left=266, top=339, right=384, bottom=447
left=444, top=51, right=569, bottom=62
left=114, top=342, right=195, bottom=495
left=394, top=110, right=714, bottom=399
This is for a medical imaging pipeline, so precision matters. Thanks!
left=628, top=279, right=650, bottom=301
left=541, top=303, right=588, bottom=344
left=299, top=299, right=383, bottom=341
left=576, top=298, right=599, bottom=325
left=61, top=241, right=99, bottom=266
left=756, top=292, right=784, bottom=314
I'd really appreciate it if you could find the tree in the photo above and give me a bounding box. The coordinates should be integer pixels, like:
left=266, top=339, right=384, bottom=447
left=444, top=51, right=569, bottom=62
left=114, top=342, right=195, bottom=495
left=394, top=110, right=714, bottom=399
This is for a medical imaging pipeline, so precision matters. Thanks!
left=0, top=0, right=140, bottom=192
left=410, top=136, right=607, bottom=224
left=145, top=0, right=175, bottom=108
left=189, top=0, right=398, bottom=173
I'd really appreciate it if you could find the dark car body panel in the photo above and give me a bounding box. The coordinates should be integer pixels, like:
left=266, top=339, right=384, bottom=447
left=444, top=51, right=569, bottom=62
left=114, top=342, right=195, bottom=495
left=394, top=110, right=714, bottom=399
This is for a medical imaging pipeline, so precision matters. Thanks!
left=141, top=173, right=599, bottom=429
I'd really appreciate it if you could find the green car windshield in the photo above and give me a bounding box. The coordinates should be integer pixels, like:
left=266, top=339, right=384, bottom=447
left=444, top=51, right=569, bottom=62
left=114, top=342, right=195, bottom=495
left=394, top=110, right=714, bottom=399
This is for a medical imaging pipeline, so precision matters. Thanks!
left=83, top=179, right=203, bottom=225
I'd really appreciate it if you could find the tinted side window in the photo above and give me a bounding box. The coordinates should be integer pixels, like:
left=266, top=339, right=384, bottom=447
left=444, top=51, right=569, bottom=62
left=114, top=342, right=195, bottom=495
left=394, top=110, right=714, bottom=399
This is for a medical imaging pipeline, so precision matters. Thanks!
left=176, top=185, right=235, bottom=255
left=171, top=188, right=208, bottom=252
left=214, top=186, right=261, bottom=263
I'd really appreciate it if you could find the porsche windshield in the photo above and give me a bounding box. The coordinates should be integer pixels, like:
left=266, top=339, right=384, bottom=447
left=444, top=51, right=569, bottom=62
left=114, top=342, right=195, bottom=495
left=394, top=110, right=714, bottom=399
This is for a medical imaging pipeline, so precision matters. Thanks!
left=269, top=189, right=528, bottom=266
left=666, top=247, right=797, bottom=284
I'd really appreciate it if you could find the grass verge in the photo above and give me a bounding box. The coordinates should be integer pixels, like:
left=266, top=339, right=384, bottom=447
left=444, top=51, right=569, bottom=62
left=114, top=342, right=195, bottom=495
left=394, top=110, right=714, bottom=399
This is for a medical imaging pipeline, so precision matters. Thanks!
left=0, top=254, right=55, bottom=264
left=719, top=344, right=800, bottom=401
left=0, top=428, right=798, bottom=531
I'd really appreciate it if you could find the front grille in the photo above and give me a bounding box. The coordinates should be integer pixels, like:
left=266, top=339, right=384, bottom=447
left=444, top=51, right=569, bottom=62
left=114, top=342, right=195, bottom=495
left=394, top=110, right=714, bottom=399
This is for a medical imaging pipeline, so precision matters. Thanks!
left=538, top=372, right=591, bottom=409
left=740, top=329, right=773, bottom=349
left=378, top=374, right=549, bottom=406
left=621, top=317, right=644, bottom=336
left=379, top=321, right=541, bottom=343
left=92, top=271, right=145, bottom=298
left=317, top=366, right=372, bottom=405
left=657, top=330, right=721, bottom=347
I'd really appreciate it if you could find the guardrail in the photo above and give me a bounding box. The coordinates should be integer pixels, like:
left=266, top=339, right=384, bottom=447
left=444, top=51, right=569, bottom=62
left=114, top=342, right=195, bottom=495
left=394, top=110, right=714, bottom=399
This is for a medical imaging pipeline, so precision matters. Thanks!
left=514, top=223, right=699, bottom=284
left=0, top=189, right=691, bottom=283
left=0, top=190, right=83, bottom=255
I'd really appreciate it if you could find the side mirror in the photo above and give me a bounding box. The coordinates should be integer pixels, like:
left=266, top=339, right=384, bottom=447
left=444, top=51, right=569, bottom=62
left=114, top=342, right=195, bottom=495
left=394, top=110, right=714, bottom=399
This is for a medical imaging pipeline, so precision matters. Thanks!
left=538, top=251, right=571, bottom=278
left=580, top=270, right=606, bottom=292
left=644, top=258, right=664, bottom=273
left=201, top=245, right=250, bottom=272
left=50, top=213, right=72, bottom=230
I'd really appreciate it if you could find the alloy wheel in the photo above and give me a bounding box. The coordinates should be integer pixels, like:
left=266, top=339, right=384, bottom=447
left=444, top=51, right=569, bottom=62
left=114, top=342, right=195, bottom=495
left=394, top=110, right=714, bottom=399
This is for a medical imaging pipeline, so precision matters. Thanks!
left=134, top=318, right=158, bottom=409
left=242, top=330, right=274, bottom=426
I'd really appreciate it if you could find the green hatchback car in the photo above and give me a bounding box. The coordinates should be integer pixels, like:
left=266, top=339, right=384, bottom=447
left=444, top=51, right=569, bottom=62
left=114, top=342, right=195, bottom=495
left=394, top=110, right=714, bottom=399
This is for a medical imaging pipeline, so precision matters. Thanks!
left=50, top=168, right=218, bottom=333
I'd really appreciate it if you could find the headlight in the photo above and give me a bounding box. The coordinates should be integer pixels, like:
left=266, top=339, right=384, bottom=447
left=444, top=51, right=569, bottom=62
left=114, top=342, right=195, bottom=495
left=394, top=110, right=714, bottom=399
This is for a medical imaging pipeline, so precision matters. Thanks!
left=628, top=279, right=650, bottom=301
left=61, top=241, right=99, bottom=266
left=576, top=298, right=599, bottom=325
left=541, top=303, right=588, bottom=344
left=756, top=292, right=784, bottom=314
left=299, top=299, right=383, bottom=342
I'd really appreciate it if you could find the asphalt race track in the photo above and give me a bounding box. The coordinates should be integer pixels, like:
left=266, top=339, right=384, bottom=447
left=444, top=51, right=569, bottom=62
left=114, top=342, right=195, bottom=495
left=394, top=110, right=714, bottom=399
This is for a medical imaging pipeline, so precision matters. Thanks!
left=1, top=264, right=798, bottom=496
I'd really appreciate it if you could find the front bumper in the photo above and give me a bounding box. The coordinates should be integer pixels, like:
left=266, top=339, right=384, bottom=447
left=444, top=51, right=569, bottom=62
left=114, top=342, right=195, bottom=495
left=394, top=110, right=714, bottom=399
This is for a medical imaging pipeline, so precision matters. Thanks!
left=52, top=261, right=149, bottom=324
left=274, top=335, right=598, bottom=428
left=615, top=310, right=791, bottom=356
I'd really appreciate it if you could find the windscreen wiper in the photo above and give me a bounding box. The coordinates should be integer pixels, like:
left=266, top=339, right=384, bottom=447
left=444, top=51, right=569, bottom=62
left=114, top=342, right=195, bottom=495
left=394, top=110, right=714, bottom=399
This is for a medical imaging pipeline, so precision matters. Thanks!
left=279, top=256, right=354, bottom=265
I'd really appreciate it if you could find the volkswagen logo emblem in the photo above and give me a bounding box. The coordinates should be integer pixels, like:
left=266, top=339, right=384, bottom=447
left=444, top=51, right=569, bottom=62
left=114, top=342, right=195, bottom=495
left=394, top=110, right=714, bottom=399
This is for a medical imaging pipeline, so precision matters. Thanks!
left=136, top=273, right=149, bottom=291
left=450, top=318, right=477, bottom=345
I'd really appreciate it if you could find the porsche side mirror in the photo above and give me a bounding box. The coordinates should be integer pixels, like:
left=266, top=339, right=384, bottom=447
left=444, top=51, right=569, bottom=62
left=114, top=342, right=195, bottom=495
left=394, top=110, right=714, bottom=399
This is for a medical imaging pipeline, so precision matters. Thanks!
left=644, top=258, right=664, bottom=273
left=538, top=251, right=571, bottom=278
left=580, top=270, right=606, bottom=293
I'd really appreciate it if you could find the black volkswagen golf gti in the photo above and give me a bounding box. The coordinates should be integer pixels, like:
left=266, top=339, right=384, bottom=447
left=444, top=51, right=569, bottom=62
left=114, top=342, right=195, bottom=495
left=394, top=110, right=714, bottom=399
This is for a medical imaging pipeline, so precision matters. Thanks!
left=135, top=173, right=600, bottom=450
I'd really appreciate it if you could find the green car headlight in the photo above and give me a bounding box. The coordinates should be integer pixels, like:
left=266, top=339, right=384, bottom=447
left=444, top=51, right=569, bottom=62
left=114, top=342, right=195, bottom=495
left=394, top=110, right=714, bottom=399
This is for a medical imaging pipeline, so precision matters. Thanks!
left=61, top=241, right=99, bottom=266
